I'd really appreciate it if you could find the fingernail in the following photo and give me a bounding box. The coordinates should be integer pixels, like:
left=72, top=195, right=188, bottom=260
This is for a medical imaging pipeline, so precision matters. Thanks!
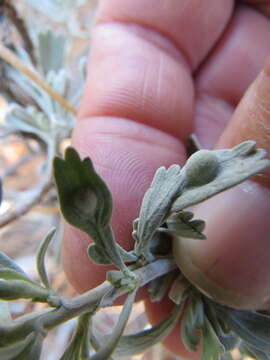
left=173, top=181, right=270, bottom=309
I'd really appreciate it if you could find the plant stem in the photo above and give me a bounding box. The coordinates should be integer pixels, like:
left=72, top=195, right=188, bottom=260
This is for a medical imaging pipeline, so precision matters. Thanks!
left=0, top=259, right=177, bottom=346
left=0, top=43, right=77, bottom=115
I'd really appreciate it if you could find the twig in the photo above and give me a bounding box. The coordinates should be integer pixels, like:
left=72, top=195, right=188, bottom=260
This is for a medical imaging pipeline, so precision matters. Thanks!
left=2, top=152, right=36, bottom=178
left=1, top=1, right=36, bottom=64
left=0, top=42, right=77, bottom=115
left=0, top=177, right=53, bottom=228
left=0, top=259, right=177, bottom=346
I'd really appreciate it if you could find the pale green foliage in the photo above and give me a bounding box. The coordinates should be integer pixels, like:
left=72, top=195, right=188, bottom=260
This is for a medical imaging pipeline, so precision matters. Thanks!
left=0, top=1, right=270, bottom=360
left=0, top=144, right=269, bottom=359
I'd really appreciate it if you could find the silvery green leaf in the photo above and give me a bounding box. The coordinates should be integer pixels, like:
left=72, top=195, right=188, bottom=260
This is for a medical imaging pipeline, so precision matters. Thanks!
left=0, top=279, right=50, bottom=302
left=90, top=289, right=137, bottom=359
left=0, top=268, right=39, bottom=286
left=26, top=0, right=85, bottom=23
left=132, top=218, right=139, bottom=241
left=60, top=314, right=91, bottom=360
left=88, top=244, right=112, bottom=265
left=216, top=305, right=270, bottom=352
left=148, top=271, right=176, bottom=302
left=92, top=303, right=183, bottom=357
left=54, top=148, right=127, bottom=272
left=38, top=31, right=65, bottom=74
left=203, top=301, right=238, bottom=351
left=135, top=165, right=183, bottom=260
left=106, top=270, right=123, bottom=287
left=0, top=332, right=43, bottom=360
left=94, top=245, right=137, bottom=265
left=16, top=334, right=43, bottom=360
left=172, top=141, right=270, bottom=212
left=200, top=316, right=225, bottom=360
left=165, top=211, right=206, bottom=240
left=239, top=341, right=270, bottom=360
left=6, top=104, right=50, bottom=142
left=168, top=275, right=190, bottom=305
left=0, top=252, right=27, bottom=275
left=116, top=247, right=137, bottom=263
left=181, top=295, right=204, bottom=352
left=36, top=228, right=56, bottom=289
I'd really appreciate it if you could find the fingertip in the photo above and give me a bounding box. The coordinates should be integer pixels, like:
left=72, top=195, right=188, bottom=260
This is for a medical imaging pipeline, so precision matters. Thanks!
left=62, top=116, right=186, bottom=294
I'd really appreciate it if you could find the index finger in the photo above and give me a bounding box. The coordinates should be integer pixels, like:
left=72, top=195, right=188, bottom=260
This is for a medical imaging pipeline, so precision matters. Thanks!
left=63, top=0, right=233, bottom=300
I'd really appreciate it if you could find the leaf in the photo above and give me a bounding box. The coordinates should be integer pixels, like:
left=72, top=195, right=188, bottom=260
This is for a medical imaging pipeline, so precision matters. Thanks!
left=91, top=303, right=183, bottom=357
left=172, top=141, right=270, bottom=212
left=165, top=211, right=206, bottom=240
left=0, top=268, right=40, bottom=286
left=54, top=147, right=112, bottom=229
left=15, top=333, right=43, bottom=360
left=90, top=289, right=137, bottom=359
left=54, top=148, right=127, bottom=272
left=0, top=252, right=27, bottom=276
left=26, top=0, right=84, bottom=23
left=135, top=165, right=182, bottom=260
left=239, top=341, right=270, bottom=360
left=181, top=295, right=204, bottom=352
left=38, top=31, right=65, bottom=74
left=168, top=275, right=190, bottom=305
left=0, top=333, right=43, bottom=360
left=0, top=279, right=50, bottom=302
left=88, top=244, right=112, bottom=265
left=148, top=271, right=176, bottom=302
left=216, top=305, right=270, bottom=353
left=200, top=316, right=225, bottom=360
left=203, top=301, right=238, bottom=351
left=60, top=314, right=91, bottom=360
left=36, top=228, right=56, bottom=289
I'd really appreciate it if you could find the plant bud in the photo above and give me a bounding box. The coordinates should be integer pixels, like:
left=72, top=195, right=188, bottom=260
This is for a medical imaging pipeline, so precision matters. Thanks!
left=73, top=187, right=98, bottom=217
left=184, top=150, right=220, bottom=187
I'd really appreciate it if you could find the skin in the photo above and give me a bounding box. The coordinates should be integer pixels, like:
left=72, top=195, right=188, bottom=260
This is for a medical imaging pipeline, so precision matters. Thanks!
left=62, top=1, right=270, bottom=358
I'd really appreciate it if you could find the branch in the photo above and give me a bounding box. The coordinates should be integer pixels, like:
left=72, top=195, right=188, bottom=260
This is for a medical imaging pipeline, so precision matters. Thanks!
left=0, top=43, right=77, bottom=115
left=0, top=259, right=177, bottom=346
left=0, top=178, right=53, bottom=228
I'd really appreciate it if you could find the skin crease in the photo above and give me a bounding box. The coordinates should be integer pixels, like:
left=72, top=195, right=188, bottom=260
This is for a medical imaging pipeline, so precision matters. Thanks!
left=62, top=1, right=270, bottom=358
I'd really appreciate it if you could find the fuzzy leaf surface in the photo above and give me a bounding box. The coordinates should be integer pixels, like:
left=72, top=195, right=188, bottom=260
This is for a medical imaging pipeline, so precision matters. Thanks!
left=166, top=211, right=206, bottom=240
left=135, top=165, right=182, bottom=259
left=181, top=295, right=204, bottom=352
left=172, top=141, right=270, bottom=212
left=216, top=305, right=270, bottom=353
left=91, top=303, right=183, bottom=357
left=36, top=228, right=56, bottom=289
left=90, top=289, right=137, bottom=359
left=54, top=148, right=126, bottom=271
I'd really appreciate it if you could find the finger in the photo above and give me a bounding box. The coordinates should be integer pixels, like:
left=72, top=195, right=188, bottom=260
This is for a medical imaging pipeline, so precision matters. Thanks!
left=79, top=0, right=233, bottom=137
left=62, top=118, right=185, bottom=294
left=63, top=0, right=233, bottom=293
left=194, top=5, right=270, bottom=148
left=63, top=1, right=233, bottom=357
left=173, top=58, right=270, bottom=311
left=241, top=0, right=270, bottom=16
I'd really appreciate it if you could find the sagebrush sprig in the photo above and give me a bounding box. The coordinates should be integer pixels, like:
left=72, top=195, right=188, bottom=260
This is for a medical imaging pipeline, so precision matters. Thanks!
left=0, top=143, right=269, bottom=359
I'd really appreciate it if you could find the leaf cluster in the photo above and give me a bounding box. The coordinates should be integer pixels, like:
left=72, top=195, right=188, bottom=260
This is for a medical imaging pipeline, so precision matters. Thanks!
left=0, top=141, right=269, bottom=359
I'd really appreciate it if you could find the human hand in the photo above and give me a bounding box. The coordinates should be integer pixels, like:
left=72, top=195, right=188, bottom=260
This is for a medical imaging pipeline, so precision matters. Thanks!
left=62, top=1, right=270, bottom=358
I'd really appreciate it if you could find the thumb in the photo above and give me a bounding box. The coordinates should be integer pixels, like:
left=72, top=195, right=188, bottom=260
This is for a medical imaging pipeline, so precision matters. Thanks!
left=173, top=58, right=270, bottom=310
